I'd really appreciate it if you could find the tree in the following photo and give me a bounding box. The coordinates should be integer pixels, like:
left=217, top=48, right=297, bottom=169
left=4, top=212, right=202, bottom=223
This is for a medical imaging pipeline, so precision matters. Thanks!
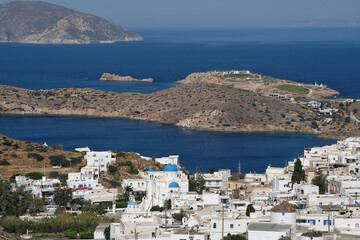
left=292, top=159, right=305, bottom=184
left=194, top=166, right=206, bottom=194
left=209, top=167, right=215, bottom=174
left=246, top=204, right=255, bottom=217
left=58, top=173, right=68, bottom=185
left=0, top=181, right=32, bottom=216
left=172, top=209, right=187, bottom=221
left=104, top=226, right=110, bottom=240
left=312, top=171, right=327, bottom=194
left=29, top=197, right=45, bottom=215
left=54, top=188, right=73, bottom=210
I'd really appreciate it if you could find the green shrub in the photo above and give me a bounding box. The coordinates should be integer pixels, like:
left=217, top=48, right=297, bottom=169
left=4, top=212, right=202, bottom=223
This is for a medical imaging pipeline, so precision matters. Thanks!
left=25, top=172, right=43, bottom=180
left=0, top=160, right=10, bottom=165
left=3, top=139, right=12, bottom=146
left=223, top=235, right=246, bottom=240
left=49, top=171, right=59, bottom=178
left=28, top=152, right=45, bottom=161
left=116, top=152, right=128, bottom=158
left=311, top=121, right=319, bottom=129
left=79, top=231, right=93, bottom=239
left=0, top=216, right=24, bottom=233
left=52, top=144, right=63, bottom=151
left=116, top=201, right=128, bottom=208
left=345, top=117, right=351, bottom=123
left=108, top=165, right=117, bottom=175
left=172, top=209, right=187, bottom=221
left=150, top=205, right=164, bottom=212
left=64, top=229, right=77, bottom=239
left=49, top=155, right=70, bottom=167
left=70, top=157, right=82, bottom=166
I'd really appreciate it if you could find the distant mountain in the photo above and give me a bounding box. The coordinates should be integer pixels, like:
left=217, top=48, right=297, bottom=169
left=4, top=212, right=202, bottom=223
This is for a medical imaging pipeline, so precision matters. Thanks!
left=0, top=1, right=143, bottom=44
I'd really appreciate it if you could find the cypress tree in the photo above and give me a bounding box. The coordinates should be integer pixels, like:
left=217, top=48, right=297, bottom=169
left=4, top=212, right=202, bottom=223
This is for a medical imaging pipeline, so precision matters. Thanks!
left=292, top=159, right=305, bottom=183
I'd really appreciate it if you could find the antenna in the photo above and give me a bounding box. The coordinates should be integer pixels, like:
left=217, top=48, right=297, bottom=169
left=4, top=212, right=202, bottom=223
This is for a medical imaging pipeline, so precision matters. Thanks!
left=238, top=161, right=241, bottom=174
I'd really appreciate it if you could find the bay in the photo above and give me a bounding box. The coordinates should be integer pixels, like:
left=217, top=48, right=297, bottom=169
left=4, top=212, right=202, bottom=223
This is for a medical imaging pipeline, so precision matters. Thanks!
left=0, top=28, right=358, bottom=173
left=0, top=115, right=334, bottom=173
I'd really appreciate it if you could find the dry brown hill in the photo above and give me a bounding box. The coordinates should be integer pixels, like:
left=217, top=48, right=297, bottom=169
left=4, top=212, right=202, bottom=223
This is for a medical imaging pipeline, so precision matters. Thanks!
left=0, top=134, right=83, bottom=179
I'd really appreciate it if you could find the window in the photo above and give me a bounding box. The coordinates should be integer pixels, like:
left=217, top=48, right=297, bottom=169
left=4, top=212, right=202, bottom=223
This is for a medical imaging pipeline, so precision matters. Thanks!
left=230, top=224, right=233, bottom=229
left=282, top=212, right=285, bottom=216
left=356, top=223, right=360, bottom=228
left=307, top=219, right=316, bottom=225
left=89, top=184, right=91, bottom=187
left=324, top=220, right=332, bottom=226
left=213, top=223, right=217, bottom=228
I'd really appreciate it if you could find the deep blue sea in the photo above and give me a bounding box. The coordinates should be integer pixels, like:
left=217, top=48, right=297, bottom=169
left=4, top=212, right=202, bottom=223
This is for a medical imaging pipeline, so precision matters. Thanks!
left=1, top=28, right=359, bottom=173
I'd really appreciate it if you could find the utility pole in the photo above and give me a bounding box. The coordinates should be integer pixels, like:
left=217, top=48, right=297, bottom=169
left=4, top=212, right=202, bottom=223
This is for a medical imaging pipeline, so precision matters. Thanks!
left=165, top=200, right=168, bottom=230
left=238, top=161, right=241, bottom=174
left=222, top=205, right=225, bottom=240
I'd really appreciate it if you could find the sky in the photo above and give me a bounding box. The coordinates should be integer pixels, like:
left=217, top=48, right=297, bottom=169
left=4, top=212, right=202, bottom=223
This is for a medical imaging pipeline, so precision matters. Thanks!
left=1, top=0, right=360, bottom=29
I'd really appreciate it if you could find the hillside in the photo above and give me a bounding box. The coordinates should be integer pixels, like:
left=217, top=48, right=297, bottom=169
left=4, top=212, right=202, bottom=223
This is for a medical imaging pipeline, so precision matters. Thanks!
left=0, top=134, right=166, bottom=185
left=0, top=1, right=143, bottom=44
left=0, top=82, right=316, bottom=133
left=0, top=71, right=358, bottom=140
left=178, top=71, right=340, bottom=100
left=0, top=134, right=84, bottom=179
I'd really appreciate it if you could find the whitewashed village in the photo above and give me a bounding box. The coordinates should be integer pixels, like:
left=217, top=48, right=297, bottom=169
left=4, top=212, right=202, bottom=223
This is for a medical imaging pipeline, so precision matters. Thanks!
left=5, top=137, right=360, bottom=240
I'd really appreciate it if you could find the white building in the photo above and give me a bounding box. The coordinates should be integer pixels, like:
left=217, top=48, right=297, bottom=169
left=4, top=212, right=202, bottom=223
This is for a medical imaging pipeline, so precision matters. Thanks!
left=67, top=172, right=104, bottom=198
left=94, top=223, right=110, bottom=240
left=122, top=179, right=147, bottom=193
left=142, top=164, right=189, bottom=210
left=155, top=155, right=179, bottom=165
left=200, top=169, right=231, bottom=189
left=247, top=222, right=296, bottom=240
left=85, top=151, right=116, bottom=174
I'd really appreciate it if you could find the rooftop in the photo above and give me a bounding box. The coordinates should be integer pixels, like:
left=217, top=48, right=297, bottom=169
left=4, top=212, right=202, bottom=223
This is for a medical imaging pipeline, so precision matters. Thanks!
left=271, top=201, right=296, bottom=213
left=247, top=222, right=293, bottom=232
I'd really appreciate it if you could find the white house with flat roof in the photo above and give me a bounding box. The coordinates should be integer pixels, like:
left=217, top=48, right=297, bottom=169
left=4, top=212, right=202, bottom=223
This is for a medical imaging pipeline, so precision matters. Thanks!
left=85, top=151, right=116, bottom=174
left=155, top=155, right=179, bottom=165
left=247, top=222, right=296, bottom=240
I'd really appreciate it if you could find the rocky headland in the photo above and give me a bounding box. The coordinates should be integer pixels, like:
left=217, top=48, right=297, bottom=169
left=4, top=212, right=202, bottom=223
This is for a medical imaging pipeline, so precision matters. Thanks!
left=0, top=1, right=143, bottom=44
left=99, top=73, right=154, bottom=83
left=0, top=71, right=358, bottom=140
